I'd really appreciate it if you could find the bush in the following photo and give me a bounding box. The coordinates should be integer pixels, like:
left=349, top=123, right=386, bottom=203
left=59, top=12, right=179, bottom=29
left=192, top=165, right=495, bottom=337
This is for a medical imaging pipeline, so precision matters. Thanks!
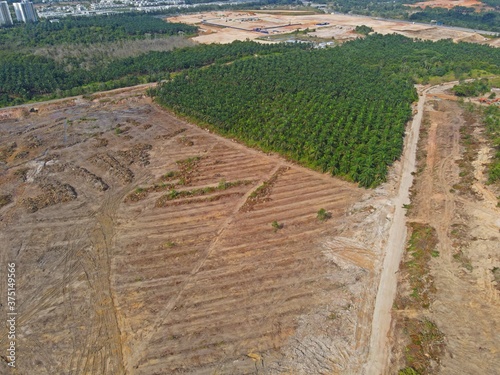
left=317, top=208, right=332, bottom=221
left=271, top=220, right=283, bottom=231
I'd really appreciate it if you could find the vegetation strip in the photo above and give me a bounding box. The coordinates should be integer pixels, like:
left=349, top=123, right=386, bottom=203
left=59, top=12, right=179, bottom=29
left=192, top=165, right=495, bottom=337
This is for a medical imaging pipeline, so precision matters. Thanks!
left=240, top=166, right=289, bottom=212
left=395, top=223, right=439, bottom=310
left=155, top=180, right=252, bottom=207
left=393, top=223, right=445, bottom=374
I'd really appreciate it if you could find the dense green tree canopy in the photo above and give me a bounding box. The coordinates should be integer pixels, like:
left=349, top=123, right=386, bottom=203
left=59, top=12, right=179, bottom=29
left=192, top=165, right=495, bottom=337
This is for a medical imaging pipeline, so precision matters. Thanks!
left=0, top=14, right=198, bottom=49
left=152, top=34, right=500, bottom=187
left=0, top=41, right=307, bottom=106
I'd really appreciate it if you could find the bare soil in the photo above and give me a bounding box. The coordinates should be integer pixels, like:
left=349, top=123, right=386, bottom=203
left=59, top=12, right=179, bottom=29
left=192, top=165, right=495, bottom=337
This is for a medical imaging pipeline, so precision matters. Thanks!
left=169, top=11, right=498, bottom=46
left=406, top=0, right=485, bottom=10
left=389, top=84, right=500, bottom=374
left=0, top=88, right=398, bottom=374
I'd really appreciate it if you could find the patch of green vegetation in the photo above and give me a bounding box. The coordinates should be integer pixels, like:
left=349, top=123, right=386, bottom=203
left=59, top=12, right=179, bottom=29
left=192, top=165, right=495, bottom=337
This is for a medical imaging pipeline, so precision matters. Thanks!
left=154, top=34, right=500, bottom=187
left=454, top=103, right=481, bottom=196
left=354, top=25, right=373, bottom=35
left=0, top=41, right=308, bottom=108
left=396, top=223, right=439, bottom=309
left=453, top=250, right=473, bottom=272
left=482, top=105, right=500, bottom=187
left=0, top=14, right=198, bottom=50
left=317, top=208, right=332, bottom=221
left=398, top=317, right=445, bottom=375
left=163, top=171, right=178, bottom=179
left=453, top=78, right=491, bottom=97
left=399, top=367, right=420, bottom=375
left=271, top=220, right=284, bottom=231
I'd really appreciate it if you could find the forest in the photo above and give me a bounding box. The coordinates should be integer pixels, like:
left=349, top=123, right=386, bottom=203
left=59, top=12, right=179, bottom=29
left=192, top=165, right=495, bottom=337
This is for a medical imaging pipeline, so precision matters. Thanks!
left=453, top=78, right=491, bottom=97
left=327, top=0, right=500, bottom=32
left=0, top=14, right=198, bottom=49
left=483, top=105, right=500, bottom=183
left=152, top=34, right=500, bottom=187
left=0, top=41, right=307, bottom=106
left=408, top=8, right=500, bottom=33
left=1, top=8, right=499, bottom=187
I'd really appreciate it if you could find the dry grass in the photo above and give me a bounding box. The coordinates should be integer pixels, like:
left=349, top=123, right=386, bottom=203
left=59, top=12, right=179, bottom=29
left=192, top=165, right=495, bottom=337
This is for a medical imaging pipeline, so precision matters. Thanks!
left=34, top=36, right=196, bottom=69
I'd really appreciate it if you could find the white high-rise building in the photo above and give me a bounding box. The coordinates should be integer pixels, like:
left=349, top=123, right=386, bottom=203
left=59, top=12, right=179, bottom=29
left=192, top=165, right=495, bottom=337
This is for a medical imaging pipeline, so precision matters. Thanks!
left=0, top=1, right=13, bottom=26
left=13, top=0, right=37, bottom=23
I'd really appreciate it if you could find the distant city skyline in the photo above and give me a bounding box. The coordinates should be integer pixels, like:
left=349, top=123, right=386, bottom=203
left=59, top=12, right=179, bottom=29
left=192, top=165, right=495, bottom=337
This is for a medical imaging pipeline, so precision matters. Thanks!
left=13, top=0, right=38, bottom=23
left=0, top=1, right=13, bottom=26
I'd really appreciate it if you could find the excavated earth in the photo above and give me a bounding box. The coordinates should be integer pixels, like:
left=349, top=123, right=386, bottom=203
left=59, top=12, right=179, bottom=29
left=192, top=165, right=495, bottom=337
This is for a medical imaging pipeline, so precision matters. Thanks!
left=0, top=89, right=398, bottom=374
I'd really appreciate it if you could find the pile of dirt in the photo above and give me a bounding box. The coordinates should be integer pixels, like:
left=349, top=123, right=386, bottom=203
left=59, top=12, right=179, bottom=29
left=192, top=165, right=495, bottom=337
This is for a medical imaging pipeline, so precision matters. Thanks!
left=88, top=153, right=134, bottom=183
left=115, top=143, right=152, bottom=167
left=94, top=137, right=109, bottom=148
left=154, top=128, right=186, bottom=140
left=22, top=179, right=77, bottom=212
left=25, top=135, right=43, bottom=149
left=0, top=142, right=17, bottom=162
left=71, top=165, right=109, bottom=191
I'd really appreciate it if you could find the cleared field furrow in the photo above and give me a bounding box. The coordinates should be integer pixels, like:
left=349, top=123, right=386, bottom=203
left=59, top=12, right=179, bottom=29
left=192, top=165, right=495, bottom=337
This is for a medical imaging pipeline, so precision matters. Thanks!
left=0, top=91, right=368, bottom=374
left=117, top=223, right=221, bottom=241
left=165, top=288, right=327, bottom=329
left=182, top=262, right=328, bottom=298
left=119, top=214, right=226, bottom=232
left=270, top=183, right=352, bottom=202
left=122, top=200, right=237, bottom=223
left=207, top=228, right=327, bottom=258
left=197, top=160, right=275, bottom=176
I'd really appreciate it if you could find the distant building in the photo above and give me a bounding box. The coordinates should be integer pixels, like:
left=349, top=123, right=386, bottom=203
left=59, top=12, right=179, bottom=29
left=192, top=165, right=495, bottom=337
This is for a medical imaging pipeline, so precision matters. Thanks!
left=0, top=1, right=13, bottom=26
left=13, top=0, right=38, bottom=23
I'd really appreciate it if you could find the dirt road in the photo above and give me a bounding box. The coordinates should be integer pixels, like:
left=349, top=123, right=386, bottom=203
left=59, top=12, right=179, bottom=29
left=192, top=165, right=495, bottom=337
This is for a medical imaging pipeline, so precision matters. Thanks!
left=387, top=83, right=500, bottom=373
left=364, top=85, right=428, bottom=375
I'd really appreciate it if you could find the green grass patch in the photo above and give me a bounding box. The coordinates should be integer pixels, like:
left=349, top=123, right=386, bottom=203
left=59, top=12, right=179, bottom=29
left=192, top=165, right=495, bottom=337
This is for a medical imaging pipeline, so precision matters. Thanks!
left=398, top=317, right=445, bottom=375
left=395, top=223, right=439, bottom=310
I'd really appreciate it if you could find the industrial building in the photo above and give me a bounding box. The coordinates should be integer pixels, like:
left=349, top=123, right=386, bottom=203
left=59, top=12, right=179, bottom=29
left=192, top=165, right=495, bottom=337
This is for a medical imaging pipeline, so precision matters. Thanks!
left=13, top=0, right=38, bottom=23
left=0, top=1, right=13, bottom=26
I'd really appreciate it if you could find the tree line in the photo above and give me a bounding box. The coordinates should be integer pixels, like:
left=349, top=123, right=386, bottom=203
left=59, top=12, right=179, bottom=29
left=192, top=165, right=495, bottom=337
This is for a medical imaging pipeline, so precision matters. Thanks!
left=0, top=13, right=198, bottom=49
left=152, top=34, right=500, bottom=187
left=0, top=41, right=308, bottom=107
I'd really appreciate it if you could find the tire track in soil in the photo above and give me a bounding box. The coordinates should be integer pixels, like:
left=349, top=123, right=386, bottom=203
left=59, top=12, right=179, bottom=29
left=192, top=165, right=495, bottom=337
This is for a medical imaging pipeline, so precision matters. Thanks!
left=0, top=224, right=89, bottom=375
left=80, top=191, right=129, bottom=375
left=364, top=85, right=429, bottom=375
left=126, top=163, right=285, bottom=372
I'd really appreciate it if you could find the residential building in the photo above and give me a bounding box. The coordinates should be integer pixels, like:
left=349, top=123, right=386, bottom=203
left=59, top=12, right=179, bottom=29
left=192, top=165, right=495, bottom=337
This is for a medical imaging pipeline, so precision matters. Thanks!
left=13, top=0, right=38, bottom=23
left=0, top=1, right=13, bottom=26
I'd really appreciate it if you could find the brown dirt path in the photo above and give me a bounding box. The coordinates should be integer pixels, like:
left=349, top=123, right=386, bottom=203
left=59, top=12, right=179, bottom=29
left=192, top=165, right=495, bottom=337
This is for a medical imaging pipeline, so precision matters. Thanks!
left=389, top=85, right=500, bottom=373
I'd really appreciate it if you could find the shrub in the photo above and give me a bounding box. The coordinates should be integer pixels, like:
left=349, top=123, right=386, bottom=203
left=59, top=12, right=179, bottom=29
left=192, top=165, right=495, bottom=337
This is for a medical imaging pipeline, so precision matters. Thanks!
left=317, top=208, right=331, bottom=221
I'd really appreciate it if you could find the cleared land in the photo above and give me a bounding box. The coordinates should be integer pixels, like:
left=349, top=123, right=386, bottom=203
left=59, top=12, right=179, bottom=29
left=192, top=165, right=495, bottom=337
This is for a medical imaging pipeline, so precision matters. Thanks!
left=406, top=0, right=485, bottom=10
left=389, top=83, right=500, bottom=373
left=1, top=63, right=498, bottom=374
left=169, top=11, right=498, bottom=45
left=0, top=89, right=399, bottom=374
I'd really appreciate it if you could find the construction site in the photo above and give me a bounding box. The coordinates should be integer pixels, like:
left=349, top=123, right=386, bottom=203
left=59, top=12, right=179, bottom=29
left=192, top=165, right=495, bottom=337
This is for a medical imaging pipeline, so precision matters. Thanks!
left=169, top=11, right=500, bottom=46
